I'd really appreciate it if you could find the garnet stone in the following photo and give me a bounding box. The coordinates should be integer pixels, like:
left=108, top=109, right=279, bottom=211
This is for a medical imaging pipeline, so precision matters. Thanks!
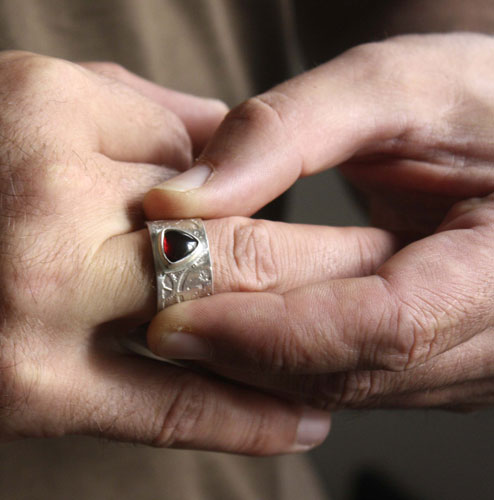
left=163, top=229, right=198, bottom=263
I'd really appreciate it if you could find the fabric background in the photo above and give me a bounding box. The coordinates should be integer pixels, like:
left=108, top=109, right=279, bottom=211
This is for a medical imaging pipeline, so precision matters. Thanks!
left=2, top=0, right=494, bottom=498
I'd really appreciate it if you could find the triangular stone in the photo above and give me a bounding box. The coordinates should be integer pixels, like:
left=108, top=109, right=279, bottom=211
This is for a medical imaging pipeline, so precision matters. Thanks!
left=163, top=229, right=198, bottom=262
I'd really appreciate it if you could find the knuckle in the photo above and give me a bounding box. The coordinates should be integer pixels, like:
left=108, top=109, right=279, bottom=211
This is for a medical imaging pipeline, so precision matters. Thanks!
left=340, top=39, right=419, bottom=98
left=262, top=327, right=299, bottom=373
left=444, top=195, right=494, bottom=229
left=307, top=371, right=386, bottom=410
left=0, top=50, right=34, bottom=70
left=256, top=294, right=314, bottom=372
left=227, top=218, right=279, bottom=292
left=236, top=411, right=282, bottom=456
left=227, top=97, right=273, bottom=128
left=334, top=371, right=384, bottom=408
left=402, top=312, right=451, bottom=370
left=358, top=277, right=419, bottom=372
left=0, top=53, right=92, bottom=148
left=1, top=52, right=85, bottom=99
left=371, top=302, right=420, bottom=372
left=154, top=373, right=207, bottom=448
left=341, top=41, right=396, bottom=81
left=446, top=197, right=484, bottom=222
left=153, top=372, right=282, bottom=455
left=373, top=290, right=444, bottom=372
left=227, top=93, right=294, bottom=139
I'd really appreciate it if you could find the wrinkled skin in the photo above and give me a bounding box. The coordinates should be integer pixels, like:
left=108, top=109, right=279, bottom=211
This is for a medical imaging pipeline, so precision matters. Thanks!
left=6, top=32, right=494, bottom=457
left=0, top=51, right=327, bottom=455
left=148, top=33, right=494, bottom=412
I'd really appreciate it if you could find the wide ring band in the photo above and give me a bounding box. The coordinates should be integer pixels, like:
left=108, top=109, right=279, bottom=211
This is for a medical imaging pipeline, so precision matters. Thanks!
left=147, top=219, right=213, bottom=311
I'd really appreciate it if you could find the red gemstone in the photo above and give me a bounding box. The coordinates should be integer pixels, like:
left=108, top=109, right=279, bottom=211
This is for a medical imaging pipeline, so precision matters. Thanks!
left=163, top=229, right=198, bottom=263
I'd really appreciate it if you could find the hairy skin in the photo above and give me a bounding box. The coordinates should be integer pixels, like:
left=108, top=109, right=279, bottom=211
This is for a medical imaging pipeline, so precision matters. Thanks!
left=147, top=33, right=494, bottom=412
left=8, top=33, right=494, bottom=454
left=0, top=51, right=325, bottom=455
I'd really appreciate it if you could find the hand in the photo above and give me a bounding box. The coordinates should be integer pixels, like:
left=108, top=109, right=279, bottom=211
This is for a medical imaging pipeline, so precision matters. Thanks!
left=146, top=33, right=494, bottom=411
left=0, top=51, right=330, bottom=455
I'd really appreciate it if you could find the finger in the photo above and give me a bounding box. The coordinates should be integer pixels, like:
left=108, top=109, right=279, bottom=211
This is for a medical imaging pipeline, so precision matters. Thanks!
left=145, top=320, right=494, bottom=413
left=265, top=327, right=494, bottom=410
left=386, top=379, right=494, bottom=411
left=147, top=198, right=494, bottom=372
left=75, top=64, right=193, bottom=168
left=0, top=53, right=191, bottom=169
left=343, top=326, right=494, bottom=410
left=51, top=154, right=180, bottom=247
left=80, top=62, right=228, bottom=155
left=90, top=157, right=180, bottom=235
left=18, top=341, right=330, bottom=454
left=209, top=219, right=397, bottom=294
left=142, top=40, right=413, bottom=219
left=88, top=217, right=397, bottom=323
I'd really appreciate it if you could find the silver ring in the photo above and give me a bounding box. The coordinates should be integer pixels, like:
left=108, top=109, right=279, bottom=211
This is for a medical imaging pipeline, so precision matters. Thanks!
left=147, top=219, right=213, bottom=311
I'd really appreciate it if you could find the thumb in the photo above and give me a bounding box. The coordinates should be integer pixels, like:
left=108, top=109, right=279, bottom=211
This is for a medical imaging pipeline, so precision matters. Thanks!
left=143, top=40, right=411, bottom=220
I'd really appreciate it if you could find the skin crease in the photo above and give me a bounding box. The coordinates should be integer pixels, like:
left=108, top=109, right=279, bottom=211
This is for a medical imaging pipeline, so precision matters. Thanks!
left=6, top=31, right=494, bottom=455
left=0, top=51, right=330, bottom=455
left=146, top=33, right=494, bottom=412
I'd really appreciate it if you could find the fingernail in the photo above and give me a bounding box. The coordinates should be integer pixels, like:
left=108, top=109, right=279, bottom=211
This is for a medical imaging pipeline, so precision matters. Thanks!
left=155, top=332, right=212, bottom=360
left=293, top=407, right=331, bottom=451
left=157, top=164, right=212, bottom=192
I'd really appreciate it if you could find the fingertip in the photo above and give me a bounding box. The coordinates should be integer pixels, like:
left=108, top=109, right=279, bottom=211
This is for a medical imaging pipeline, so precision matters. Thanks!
left=200, top=98, right=229, bottom=117
left=142, top=185, right=202, bottom=220
left=146, top=301, right=195, bottom=353
left=156, top=164, right=213, bottom=192
left=143, top=164, right=215, bottom=219
left=147, top=303, right=178, bottom=341
left=143, top=164, right=243, bottom=219
left=147, top=305, right=212, bottom=362
left=291, top=407, right=331, bottom=452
